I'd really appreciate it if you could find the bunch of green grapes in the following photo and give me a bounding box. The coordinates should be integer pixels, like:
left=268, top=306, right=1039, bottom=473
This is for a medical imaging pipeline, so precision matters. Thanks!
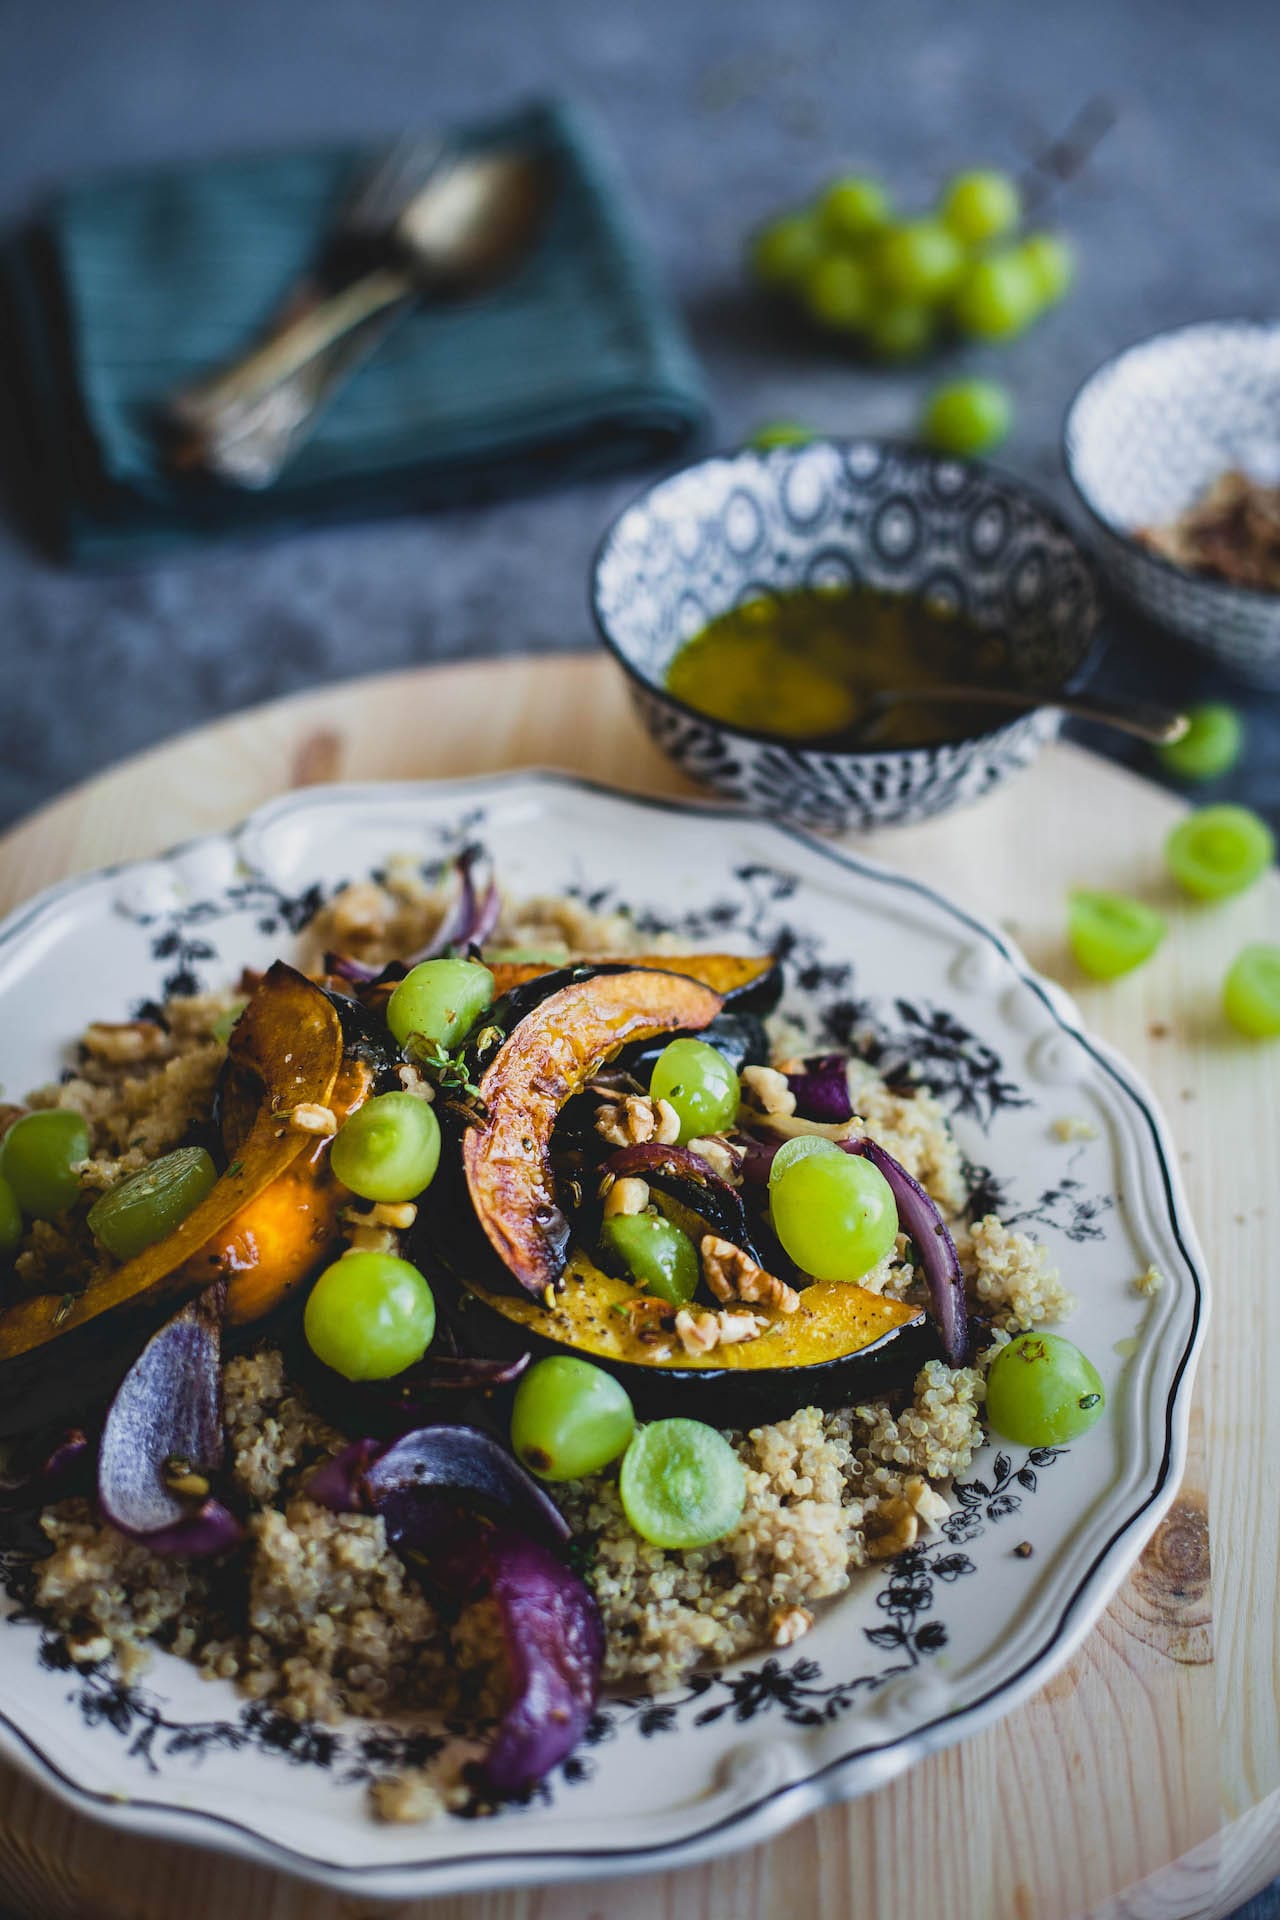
left=748, top=169, right=1073, bottom=362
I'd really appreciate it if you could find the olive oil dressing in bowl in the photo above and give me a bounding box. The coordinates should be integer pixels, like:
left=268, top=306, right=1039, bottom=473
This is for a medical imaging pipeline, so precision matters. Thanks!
left=592, top=439, right=1103, bottom=830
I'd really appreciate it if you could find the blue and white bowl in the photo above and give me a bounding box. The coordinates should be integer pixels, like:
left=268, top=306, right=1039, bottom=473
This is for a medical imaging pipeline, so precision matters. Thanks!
left=591, top=439, right=1102, bottom=832
left=1064, top=319, right=1280, bottom=687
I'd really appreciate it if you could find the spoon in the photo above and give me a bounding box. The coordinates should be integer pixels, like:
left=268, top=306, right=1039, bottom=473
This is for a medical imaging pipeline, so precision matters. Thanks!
left=167, top=145, right=548, bottom=485
left=848, top=683, right=1189, bottom=749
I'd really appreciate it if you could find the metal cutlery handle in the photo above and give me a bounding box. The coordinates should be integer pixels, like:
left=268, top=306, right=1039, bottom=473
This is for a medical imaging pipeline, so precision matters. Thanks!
left=169, top=265, right=412, bottom=435
left=860, top=683, right=1189, bottom=747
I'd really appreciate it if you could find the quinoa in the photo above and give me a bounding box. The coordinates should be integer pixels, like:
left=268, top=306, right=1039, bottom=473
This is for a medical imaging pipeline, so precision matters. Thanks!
left=8, top=879, right=1081, bottom=1821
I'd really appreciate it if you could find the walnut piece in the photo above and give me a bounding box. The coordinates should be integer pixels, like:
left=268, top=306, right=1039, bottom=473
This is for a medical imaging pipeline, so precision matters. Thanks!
left=769, top=1605, right=814, bottom=1647
left=82, top=1020, right=169, bottom=1065
left=343, top=1201, right=418, bottom=1231
left=903, top=1474, right=950, bottom=1532
left=686, top=1136, right=744, bottom=1185
left=673, top=1306, right=763, bottom=1355
left=700, top=1235, right=800, bottom=1314
left=594, top=1093, right=680, bottom=1148
left=602, top=1175, right=650, bottom=1219
left=288, top=1102, right=337, bottom=1137
left=342, top=1225, right=398, bottom=1256
left=396, top=1063, right=436, bottom=1102
left=864, top=1496, right=919, bottom=1560
left=739, top=1065, right=797, bottom=1117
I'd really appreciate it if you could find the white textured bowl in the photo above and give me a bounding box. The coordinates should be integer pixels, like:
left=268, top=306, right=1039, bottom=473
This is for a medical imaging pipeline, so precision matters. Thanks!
left=1064, top=319, right=1280, bottom=686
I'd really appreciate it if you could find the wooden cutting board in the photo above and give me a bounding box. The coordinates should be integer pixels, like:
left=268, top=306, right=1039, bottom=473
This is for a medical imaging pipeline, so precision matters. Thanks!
left=0, top=653, right=1276, bottom=1920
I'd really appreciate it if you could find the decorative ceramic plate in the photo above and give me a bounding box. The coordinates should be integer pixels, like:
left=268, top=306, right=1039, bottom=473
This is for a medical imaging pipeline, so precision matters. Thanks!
left=0, top=774, right=1207, bottom=1900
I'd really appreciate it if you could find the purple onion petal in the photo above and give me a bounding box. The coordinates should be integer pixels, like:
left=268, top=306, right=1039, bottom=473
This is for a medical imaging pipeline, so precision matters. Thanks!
left=0, top=1427, right=93, bottom=1512
left=847, top=1137, right=968, bottom=1366
left=408, top=847, right=490, bottom=963
left=323, top=950, right=384, bottom=986
left=786, top=1054, right=854, bottom=1123
left=366, top=1425, right=570, bottom=1547
left=470, top=878, right=501, bottom=950
left=738, top=1135, right=780, bottom=1186
left=304, top=1437, right=387, bottom=1512
left=97, top=1292, right=242, bottom=1557
left=462, top=1527, right=603, bottom=1796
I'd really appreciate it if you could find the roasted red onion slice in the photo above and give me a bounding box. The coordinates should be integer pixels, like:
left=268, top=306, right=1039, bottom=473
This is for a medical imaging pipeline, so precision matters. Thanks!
left=0, top=1426, right=93, bottom=1511
left=846, top=1139, right=968, bottom=1367
left=443, top=1526, right=603, bottom=1796
left=97, top=1293, right=241, bottom=1557
left=786, top=1054, right=854, bottom=1122
left=408, top=847, right=500, bottom=963
left=305, top=1423, right=570, bottom=1546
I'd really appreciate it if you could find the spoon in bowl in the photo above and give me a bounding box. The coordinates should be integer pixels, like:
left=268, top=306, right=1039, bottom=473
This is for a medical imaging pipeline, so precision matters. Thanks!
left=848, top=682, right=1189, bottom=748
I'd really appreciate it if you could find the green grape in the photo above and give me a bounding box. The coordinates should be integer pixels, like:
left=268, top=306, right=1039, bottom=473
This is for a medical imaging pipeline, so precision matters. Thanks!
left=939, top=169, right=1022, bottom=246
left=619, top=1418, right=746, bottom=1548
left=0, top=1110, right=90, bottom=1221
left=872, top=221, right=964, bottom=302
left=0, top=1176, right=21, bottom=1255
left=87, top=1146, right=218, bottom=1261
left=864, top=301, right=935, bottom=360
left=920, top=379, right=1013, bottom=456
left=767, top=1133, right=841, bottom=1188
left=510, top=1355, right=635, bottom=1481
left=817, top=175, right=892, bottom=243
left=802, top=252, right=872, bottom=332
left=480, top=945, right=565, bottom=965
left=749, top=211, right=823, bottom=289
left=1017, top=231, right=1075, bottom=306
left=770, top=1150, right=898, bottom=1281
left=1155, top=703, right=1244, bottom=782
left=211, top=1000, right=247, bottom=1047
left=952, top=252, right=1039, bottom=340
left=1166, top=805, right=1276, bottom=901
left=600, top=1211, right=699, bottom=1307
left=1222, top=944, right=1280, bottom=1038
left=1068, top=891, right=1166, bottom=980
left=386, top=956, right=495, bottom=1051
left=985, top=1332, right=1106, bottom=1446
left=649, top=1038, right=739, bottom=1144
left=748, top=421, right=816, bottom=451
left=304, top=1251, right=435, bottom=1381
left=329, top=1092, right=441, bottom=1203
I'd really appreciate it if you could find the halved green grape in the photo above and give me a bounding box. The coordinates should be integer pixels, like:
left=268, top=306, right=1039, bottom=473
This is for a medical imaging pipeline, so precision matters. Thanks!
left=303, top=1251, right=435, bottom=1381
left=985, top=1332, right=1106, bottom=1446
left=0, top=1175, right=21, bottom=1255
left=0, top=1110, right=90, bottom=1221
left=802, top=252, right=872, bottom=332
left=749, top=211, right=823, bottom=289
left=1017, top=231, right=1074, bottom=306
left=872, top=220, right=964, bottom=302
left=330, top=1091, right=441, bottom=1203
left=211, top=1000, right=247, bottom=1047
left=920, top=379, right=1013, bottom=456
left=817, top=175, right=892, bottom=243
left=385, top=956, right=495, bottom=1051
left=1166, top=805, right=1276, bottom=901
left=650, top=1038, right=740, bottom=1144
left=952, top=252, right=1039, bottom=340
left=619, top=1418, right=746, bottom=1548
left=1155, top=703, right=1244, bottom=782
left=1068, top=891, right=1167, bottom=980
left=748, top=421, right=816, bottom=452
left=600, top=1211, right=699, bottom=1307
left=767, top=1133, right=841, bottom=1188
left=87, top=1146, right=218, bottom=1261
left=770, top=1149, right=898, bottom=1281
left=939, top=169, right=1021, bottom=246
left=1223, top=944, right=1280, bottom=1038
left=510, top=1355, right=636, bottom=1481
left=864, top=300, right=935, bottom=360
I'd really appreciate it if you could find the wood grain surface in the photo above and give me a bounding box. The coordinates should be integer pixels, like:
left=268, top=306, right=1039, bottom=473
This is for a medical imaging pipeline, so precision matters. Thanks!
left=0, top=653, right=1275, bottom=1920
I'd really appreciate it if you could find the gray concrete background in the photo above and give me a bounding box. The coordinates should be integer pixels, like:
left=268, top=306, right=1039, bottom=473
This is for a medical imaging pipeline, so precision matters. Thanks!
left=1, top=0, right=1278, bottom=830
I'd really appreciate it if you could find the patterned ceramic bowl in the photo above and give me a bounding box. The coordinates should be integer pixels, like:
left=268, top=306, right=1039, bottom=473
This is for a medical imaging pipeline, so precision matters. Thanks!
left=591, top=440, right=1102, bottom=832
left=1064, top=319, right=1280, bottom=687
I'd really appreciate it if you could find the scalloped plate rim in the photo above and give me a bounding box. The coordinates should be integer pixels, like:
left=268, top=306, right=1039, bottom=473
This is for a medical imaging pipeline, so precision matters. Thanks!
left=0, top=769, right=1208, bottom=1897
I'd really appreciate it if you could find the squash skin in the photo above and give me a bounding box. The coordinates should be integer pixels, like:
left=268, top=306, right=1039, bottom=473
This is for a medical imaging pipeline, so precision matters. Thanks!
left=461, top=969, right=723, bottom=1298
left=485, top=952, right=782, bottom=1013
left=448, top=1253, right=934, bottom=1422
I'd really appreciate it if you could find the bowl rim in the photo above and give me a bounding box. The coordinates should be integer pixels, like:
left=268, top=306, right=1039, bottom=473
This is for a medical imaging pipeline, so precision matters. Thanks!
left=1061, top=315, right=1280, bottom=610
left=588, top=436, right=1105, bottom=761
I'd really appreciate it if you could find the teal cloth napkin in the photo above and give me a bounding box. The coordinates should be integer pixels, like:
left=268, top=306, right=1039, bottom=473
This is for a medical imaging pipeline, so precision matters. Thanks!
left=0, top=100, right=708, bottom=564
